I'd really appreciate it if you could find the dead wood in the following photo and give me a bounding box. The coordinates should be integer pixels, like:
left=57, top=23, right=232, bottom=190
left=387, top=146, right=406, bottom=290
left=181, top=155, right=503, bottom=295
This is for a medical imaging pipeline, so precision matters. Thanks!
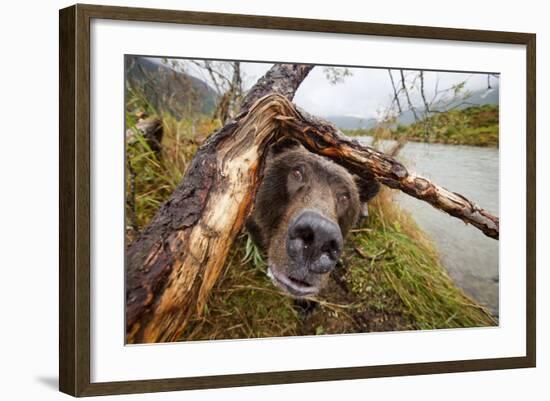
left=273, top=103, right=499, bottom=240
left=126, top=116, right=164, bottom=153
left=125, top=66, right=498, bottom=344
left=126, top=64, right=313, bottom=343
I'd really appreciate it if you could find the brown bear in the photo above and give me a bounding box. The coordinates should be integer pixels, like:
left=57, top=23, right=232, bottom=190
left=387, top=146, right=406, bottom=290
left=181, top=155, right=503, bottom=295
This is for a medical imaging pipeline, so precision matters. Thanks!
left=247, top=138, right=380, bottom=298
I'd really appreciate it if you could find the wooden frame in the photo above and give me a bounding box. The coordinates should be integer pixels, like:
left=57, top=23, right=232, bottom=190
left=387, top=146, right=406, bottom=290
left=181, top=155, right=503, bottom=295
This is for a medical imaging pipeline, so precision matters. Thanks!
left=59, top=3, right=536, bottom=397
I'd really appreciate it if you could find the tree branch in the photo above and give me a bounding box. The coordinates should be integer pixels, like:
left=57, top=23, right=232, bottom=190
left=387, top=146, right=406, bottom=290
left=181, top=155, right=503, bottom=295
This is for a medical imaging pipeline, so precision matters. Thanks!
left=125, top=67, right=498, bottom=344
left=400, top=70, right=420, bottom=121
left=388, top=69, right=402, bottom=114
left=274, top=100, right=499, bottom=240
left=419, top=71, right=430, bottom=113
left=126, top=64, right=314, bottom=344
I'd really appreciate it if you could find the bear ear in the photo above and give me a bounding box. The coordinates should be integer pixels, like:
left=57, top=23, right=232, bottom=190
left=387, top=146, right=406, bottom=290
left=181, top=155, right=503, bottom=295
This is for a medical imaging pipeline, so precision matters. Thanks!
left=269, top=136, right=302, bottom=156
left=354, top=175, right=381, bottom=203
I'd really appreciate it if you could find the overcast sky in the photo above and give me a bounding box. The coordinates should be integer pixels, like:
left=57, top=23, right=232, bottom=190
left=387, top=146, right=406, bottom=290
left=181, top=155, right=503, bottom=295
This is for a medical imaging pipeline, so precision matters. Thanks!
left=155, top=58, right=498, bottom=120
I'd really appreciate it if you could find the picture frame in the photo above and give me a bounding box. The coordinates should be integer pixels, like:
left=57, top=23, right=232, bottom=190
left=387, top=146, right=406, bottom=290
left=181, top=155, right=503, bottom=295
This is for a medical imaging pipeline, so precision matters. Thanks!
left=59, top=3, right=536, bottom=397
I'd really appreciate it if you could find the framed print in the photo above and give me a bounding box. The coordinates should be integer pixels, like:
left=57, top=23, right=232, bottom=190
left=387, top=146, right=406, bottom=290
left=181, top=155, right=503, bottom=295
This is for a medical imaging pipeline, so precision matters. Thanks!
left=59, top=4, right=536, bottom=397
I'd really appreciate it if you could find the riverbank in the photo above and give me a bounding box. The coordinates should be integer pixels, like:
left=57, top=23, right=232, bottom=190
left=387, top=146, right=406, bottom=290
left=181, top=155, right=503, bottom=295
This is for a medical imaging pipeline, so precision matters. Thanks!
left=388, top=140, right=500, bottom=315
left=344, top=105, right=499, bottom=147
left=180, top=187, right=496, bottom=340
left=126, top=108, right=497, bottom=341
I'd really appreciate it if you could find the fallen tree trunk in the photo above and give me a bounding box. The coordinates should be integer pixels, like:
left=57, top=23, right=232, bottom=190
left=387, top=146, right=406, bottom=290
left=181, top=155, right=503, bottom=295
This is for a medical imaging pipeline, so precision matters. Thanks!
left=126, top=115, right=164, bottom=154
left=126, top=64, right=314, bottom=343
left=126, top=66, right=499, bottom=344
left=276, top=108, right=499, bottom=239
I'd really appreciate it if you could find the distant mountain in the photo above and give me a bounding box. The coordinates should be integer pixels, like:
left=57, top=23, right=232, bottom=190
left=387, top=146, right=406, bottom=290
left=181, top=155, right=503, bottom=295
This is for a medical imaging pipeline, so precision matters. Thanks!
left=125, top=56, right=218, bottom=118
left=326, top=84, right=499, bottom=131
left=459, top=84, right=500, bottom=106
left=395, top=85, right=500, bottom=126
left=323, top=115, right=378, bottom=130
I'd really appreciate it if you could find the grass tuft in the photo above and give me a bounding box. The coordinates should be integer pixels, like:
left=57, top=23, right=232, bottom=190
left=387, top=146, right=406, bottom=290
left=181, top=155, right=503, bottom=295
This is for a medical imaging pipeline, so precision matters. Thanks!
left=125, top=97, right=496, bottom=342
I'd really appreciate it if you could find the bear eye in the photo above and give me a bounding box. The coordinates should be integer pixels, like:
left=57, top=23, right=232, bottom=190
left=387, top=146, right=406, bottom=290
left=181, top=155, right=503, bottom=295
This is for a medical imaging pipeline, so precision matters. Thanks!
left=291, top=167, right=303, bottom=181
left=338, top=193, right=350, bottom=204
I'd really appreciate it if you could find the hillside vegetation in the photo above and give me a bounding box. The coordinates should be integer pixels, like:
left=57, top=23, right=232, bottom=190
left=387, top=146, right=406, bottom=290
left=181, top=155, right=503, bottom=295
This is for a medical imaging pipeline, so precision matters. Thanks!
left=125, top=88, right=497, bottom=340
left=345, top=105, right=499, bottom=147
left=125, top=56, right=218, bottom=119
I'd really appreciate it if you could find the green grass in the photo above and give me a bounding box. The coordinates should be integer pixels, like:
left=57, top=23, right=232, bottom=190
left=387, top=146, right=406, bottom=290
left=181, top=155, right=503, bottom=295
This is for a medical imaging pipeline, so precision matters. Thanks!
left=125, top=110, right=220, bottom=240
left=180, top=234, right=302, bottom=340
left=178, top=187, right=495, bottom=341
left=345, top=105, right=499, bottom=147
left=343, top=189, right=496, bottom=330
left=125, top=94, right=497, bottom=341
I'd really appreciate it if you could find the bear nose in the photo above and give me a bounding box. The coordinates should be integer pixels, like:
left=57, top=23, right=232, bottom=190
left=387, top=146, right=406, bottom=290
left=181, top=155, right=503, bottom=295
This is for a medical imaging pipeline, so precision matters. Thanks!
left=287, top=211, right=343, bottom=274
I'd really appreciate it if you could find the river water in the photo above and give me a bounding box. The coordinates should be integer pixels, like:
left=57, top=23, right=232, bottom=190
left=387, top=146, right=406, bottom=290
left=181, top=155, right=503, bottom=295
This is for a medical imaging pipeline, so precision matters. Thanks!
left=359, top=138, right=499, bottom=316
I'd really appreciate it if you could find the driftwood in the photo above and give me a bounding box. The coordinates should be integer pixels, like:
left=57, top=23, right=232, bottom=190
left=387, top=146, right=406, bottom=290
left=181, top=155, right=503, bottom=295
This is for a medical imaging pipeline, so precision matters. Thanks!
left=126, top=64, right=313, bottom=343
left=125, top=116, right=164, bottom=237
left=126, top=115, right=164, bottom=153
left=126, top=64, right=499, bottom=344
left=275, top=107, right=499, bottom=239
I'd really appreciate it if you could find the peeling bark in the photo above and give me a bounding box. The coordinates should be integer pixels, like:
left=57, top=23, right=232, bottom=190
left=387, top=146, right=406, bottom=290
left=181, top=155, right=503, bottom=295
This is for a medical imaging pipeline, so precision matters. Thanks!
left=276, top=104, right=499, bottom=239
left=125, top=66, right=498, bottom=344
left=240, top=64, right=314, bottom=111
left=126, top=64, right=313, bottom=343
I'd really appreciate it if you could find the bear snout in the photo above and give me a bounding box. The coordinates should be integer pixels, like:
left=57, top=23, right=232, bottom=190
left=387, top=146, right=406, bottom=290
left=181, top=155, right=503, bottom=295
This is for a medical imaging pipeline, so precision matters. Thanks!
left=286, top=210, right=343, bottom=275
